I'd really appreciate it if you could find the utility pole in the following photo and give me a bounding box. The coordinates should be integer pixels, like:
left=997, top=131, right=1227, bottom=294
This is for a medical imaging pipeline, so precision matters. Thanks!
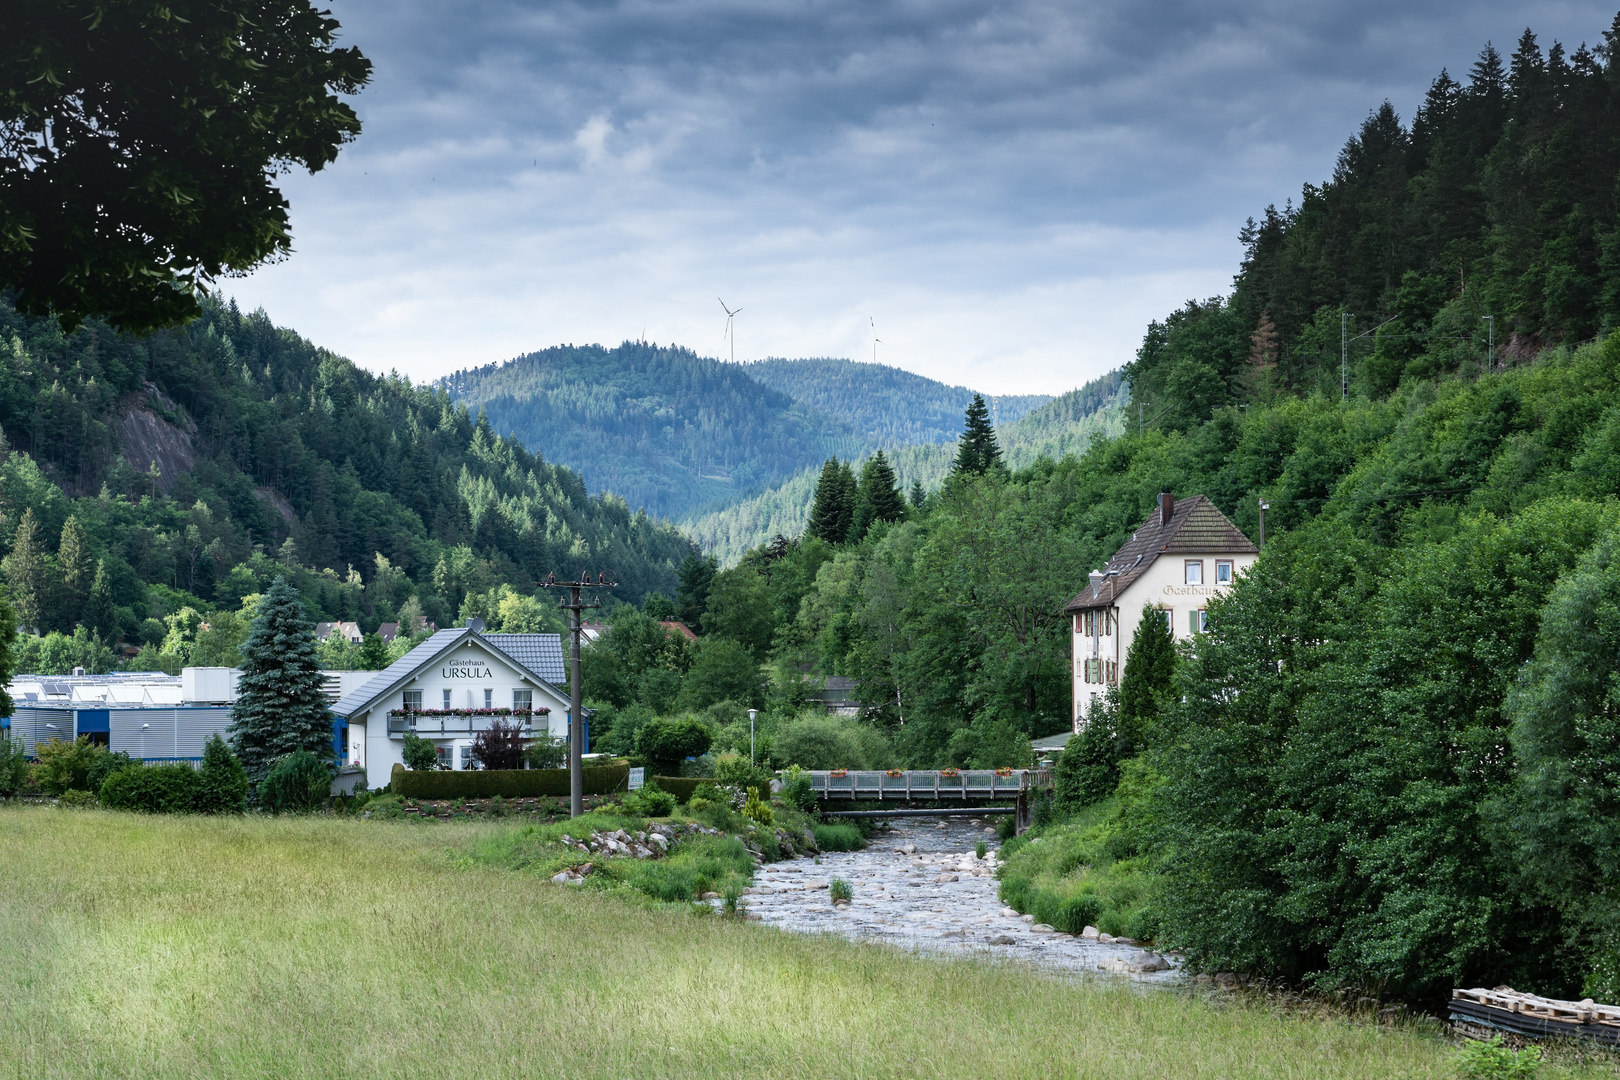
left=1341, top=311, right=1349, bottom=402
left=1482, top=315, right=1495, bottom=372
left=542, top=570, right=616, bottom=818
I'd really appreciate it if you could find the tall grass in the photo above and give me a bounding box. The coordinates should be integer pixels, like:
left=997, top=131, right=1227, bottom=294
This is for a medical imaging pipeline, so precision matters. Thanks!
left=0, top=806, right=1589, bottom=1079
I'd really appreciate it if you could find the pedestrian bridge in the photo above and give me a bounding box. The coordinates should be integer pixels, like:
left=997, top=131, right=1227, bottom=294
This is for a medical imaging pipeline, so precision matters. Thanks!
left=806, top=769, right=1051, bottom=802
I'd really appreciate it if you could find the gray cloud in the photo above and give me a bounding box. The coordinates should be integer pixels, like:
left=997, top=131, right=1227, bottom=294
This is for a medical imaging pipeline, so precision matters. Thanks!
left=229, top=0, right=1619, bottom=393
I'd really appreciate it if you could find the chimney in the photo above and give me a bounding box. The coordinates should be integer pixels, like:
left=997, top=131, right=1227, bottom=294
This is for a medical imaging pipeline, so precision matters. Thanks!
left=1159, top=492, right=1174, bottom=525
left=1089, top=570, right=1104, bottom=598
left=465, top=617, right=485, bottom=633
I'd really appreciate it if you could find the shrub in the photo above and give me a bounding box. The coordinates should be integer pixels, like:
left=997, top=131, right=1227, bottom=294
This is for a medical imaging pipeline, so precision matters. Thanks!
left=812, top=823, right=866, bottom=852
left=0, top=734, right=29, bottom=797
left=778, top=765, right=816, bottom=813
left=523, top=735, right=566, bottom=770
left=1054, top=699, right=1126, bottom=813
left=400, top=731, right=439, bottom=771
left=622, top=780, right=677, bottom=818
left=195, top=733, right=248, bottom=813
left=715, top=752, right=772, bottom=799
left=391, top=764, right=631, bottom=799
left=650, top=775, right=714, bottom=803
left=829, top=878, right=853, bottom=903
left=1453, top=1037, right=1540, bottom=1080
left=470, top=718, right=526, bottom=770
left=771, top=713, right=871, bottom=770
left=100, top=763, right=202, bottom=812
left=742, top=791, right=773, bottom=826
left=636, top=717, right=711, bottom=775
left=258, top=750, right=331, bottom=814
left=85, top=750, right=135, bottom=795
left=34, top=736, right=105, bottom=795
left=976, top=840, right=988, bottom=859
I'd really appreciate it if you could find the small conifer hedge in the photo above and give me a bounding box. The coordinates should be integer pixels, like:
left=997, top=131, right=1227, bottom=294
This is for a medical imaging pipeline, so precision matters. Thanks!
left=390, top=763, right=631, bottom=799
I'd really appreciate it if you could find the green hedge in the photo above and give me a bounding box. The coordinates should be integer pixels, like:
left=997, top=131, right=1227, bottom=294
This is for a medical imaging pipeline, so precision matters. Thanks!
left=390, top=763, right=630, bottom=799
left=650, top=776, right=713, bottom=802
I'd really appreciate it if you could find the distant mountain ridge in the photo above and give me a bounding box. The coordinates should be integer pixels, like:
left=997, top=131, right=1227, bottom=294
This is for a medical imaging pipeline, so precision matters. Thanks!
left=682, top=369, right=1130, bottom=564
left=739, top=357, right=1051, bottom=446
left=442, top=345, right=1056, bottom=522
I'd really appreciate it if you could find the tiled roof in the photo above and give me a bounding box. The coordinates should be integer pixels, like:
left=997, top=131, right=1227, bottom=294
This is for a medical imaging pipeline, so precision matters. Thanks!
left=330, top=629, right=567, bottom=717
left=1064, top=494, right=1257, bottom=612
left=483, top=634, right=565, bottom=683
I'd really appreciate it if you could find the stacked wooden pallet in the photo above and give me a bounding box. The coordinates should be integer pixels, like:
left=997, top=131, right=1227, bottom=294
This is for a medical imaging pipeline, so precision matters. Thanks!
left=1449, top=987, right=1620, bottom=1045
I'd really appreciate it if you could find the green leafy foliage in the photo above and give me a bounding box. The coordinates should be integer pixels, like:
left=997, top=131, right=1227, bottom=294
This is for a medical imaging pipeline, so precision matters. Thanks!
left=0, top=733, right=29, bottom=796
left=620, top=779, right=677, bottom=818
left=400, top=731, right=440, bottom=772
left=828, top=878, right=853, bottom=903
left=257, top=750, right=331, bottom=815
left=1054, top=692, right=1126, bottom=812
left=195, top=734, right=248, bottom=814
left=390, top=764, right=630, bottom=800
left=469, top=718, right=526, bottom=771
left=1452, top=1037, right=1541, bottom=1080
left=33, top=736, right=104, bottom=795
left=635, top=717, right=711, bottom=776
left=99, top=763, right=202, bottom=813
left=811, top=824, right=866, bottom=852
left=0, top=1, right=371, bottom=333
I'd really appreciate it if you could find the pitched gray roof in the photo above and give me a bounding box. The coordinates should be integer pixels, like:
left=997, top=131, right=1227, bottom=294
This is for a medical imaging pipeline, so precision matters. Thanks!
left=329, top=629, right=567, bottom=718
left=483, top=634, right=565, bottom=683
left=1064, top=494, right=1257, bottom=612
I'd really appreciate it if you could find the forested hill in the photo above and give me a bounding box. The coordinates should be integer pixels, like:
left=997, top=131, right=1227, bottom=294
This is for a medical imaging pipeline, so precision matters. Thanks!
left=440, top=344, right=862, bottom=520
left=739, top=357, right=1052, bottom=446
left=1134, top=22, right=1620, bottom=426
left=0, top=294, right=691, bottom=664
left=682, top=369, right=1128, bottom=563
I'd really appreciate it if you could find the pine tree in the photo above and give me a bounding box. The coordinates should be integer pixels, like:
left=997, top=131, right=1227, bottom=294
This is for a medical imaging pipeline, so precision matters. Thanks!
left=807, top=458, right=857, bottom=544
left=952, top=394, right=1004, bottom=475
left=1118, top=603, right=1177, bottom=746
left=228, top=576, right=333, bottom=794
left=57, top=515, right=91, bottom=628
left=85, top=559, right=114, bottom=641
left=3, top=508, right=45, bottom=633
left=675, top=552, right=716, bottom=633
left=909, top=479, right=928, bottom=513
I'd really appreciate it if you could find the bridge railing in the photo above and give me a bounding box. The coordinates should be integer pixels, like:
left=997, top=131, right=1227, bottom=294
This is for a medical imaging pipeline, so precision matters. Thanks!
left=807, top=769, right=1051, bottom=800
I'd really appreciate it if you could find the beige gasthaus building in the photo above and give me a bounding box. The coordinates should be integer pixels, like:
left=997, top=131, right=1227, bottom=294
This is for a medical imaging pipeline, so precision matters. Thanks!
left=1063, top=493, right=1258, bottom=730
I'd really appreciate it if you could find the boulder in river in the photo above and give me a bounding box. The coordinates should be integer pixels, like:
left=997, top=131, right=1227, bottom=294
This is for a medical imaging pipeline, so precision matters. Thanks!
left=1081, top=925, right=1100, bottom=940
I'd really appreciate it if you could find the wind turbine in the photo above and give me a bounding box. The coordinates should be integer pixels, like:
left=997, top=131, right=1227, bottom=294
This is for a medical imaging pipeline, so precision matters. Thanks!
left=871, top=316, right=882, bottom=364
left=719, top=298, right=741, bottom=362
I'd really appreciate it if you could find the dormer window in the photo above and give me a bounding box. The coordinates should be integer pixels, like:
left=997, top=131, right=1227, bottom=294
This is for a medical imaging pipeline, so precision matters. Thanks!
left=1185, top=560, right=1203, bottom=585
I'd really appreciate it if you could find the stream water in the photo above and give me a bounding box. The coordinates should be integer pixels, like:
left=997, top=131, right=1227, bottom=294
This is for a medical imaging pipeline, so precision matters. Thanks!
left=740, top=814, right=1183, bottom=981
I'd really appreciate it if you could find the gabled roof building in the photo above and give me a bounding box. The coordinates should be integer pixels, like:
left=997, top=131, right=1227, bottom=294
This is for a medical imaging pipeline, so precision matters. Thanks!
left=1063, top=493, right=1258, bottom=730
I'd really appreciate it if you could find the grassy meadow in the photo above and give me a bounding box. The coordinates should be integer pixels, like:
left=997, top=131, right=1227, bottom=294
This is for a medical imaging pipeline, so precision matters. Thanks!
left=0, top=805, right=1602, bottom=1080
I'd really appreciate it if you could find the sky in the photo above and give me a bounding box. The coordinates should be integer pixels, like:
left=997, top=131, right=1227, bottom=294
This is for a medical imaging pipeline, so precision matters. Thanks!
left=226, top=0, right=1620, bottom=396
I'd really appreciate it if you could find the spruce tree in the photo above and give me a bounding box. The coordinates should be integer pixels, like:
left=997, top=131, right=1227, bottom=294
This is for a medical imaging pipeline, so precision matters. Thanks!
left=2, top=508, right=45, bottom=633
left=675, top=552, right=716, bottom=633
left=852, top=451, right=906, bottom=539
left=1118, top=603, right=1177, bottom=746
left=909, top=479, right=928, bottom=513
left=85, top=560, right=114, bottom=641
left=228, top=576, right=333, bottom=793
left=952, top=394, right=1004, bottom=475
left=57, top=515, right=92, bottom=627
left=807, top=458, right=857, bottom=544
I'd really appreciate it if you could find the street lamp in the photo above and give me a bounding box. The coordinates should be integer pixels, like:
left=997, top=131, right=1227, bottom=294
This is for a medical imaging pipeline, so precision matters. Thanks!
left=748, top=709, right=758, bottom=765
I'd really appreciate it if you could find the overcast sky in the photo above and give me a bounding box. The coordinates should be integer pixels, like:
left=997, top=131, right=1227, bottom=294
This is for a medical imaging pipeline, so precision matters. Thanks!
left=225, top=0, right=1619, bottom=395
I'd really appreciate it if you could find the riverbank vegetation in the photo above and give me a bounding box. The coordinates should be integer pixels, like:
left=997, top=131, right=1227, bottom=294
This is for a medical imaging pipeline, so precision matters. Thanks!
left=0, top=805, right=1582, bottom=1080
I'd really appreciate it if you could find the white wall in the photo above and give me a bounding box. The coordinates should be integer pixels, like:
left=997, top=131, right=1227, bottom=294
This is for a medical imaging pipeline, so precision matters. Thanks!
left=1073, top=550, right=1258, bottom=727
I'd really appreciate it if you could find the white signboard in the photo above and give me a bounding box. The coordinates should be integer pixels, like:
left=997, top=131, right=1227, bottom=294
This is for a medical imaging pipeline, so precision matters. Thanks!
left=628, top=767, right=645, bottom=791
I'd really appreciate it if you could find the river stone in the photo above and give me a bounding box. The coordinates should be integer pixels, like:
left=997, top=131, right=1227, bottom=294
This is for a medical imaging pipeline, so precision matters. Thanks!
left=701, top=891, right=722, bottom=900
left=1099, top=933, right=1115, bottom=943
left=1031, top=924, right=1056, bottom=934
left=1134, top=952, right=1171, bottom=973
left=1113, top=937, right=1139, bottom=946
left=999, top=908, right=1020, bottom=918
left=804, top=879, right=829, bottom=889
left=934, top=873, right=959, bottom=883
left=1021, top=914, right=1034, bottom=923
left=1081, top=925, right=1100, bottom=940
left=941, top=928, right=966, bottom=938
left=983, top=827, right=997, bottom=834
left=989, top=935, right=1018, bottom=945
left=550, top=871, right=574, bottom=884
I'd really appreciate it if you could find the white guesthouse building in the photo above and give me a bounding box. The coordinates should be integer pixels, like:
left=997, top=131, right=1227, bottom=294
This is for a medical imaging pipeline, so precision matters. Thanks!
left=1063, top=493, right=1259, bottom=730
left=332, top=625, right=573, bottom=790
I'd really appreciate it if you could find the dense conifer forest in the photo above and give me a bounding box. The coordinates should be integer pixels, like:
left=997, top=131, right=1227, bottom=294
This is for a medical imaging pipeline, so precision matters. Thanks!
left=0, top=295, right=691, bottom=672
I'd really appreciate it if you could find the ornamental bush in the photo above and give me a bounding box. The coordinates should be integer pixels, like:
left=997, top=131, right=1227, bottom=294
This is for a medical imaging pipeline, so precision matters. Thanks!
left=100, top=763, right=201, bottom=812
left=195, top=734, right=248, bottom=813
left=470, top=718, right=526, bottom=770
left=636, top=717, right=710, bottom=775
left=621, top=779, right=677, bottom=818
left=258, top=750, right=331, bottom=814
left=400, top=731, right=439, bottom=771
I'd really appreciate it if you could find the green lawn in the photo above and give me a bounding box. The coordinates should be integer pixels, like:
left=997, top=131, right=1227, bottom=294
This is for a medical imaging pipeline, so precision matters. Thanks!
left=0, top=806, right=1589, bottom=1079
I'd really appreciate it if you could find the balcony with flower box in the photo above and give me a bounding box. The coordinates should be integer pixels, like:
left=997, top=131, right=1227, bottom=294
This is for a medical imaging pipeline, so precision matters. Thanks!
left=386, top=707, right=551, bottom=738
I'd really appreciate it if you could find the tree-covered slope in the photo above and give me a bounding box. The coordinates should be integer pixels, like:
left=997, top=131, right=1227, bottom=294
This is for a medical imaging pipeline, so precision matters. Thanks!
left=440, top=344, right=863, bottom=520
left=739, top=357, right=1052, bottom=447
left=0, top=295, right=691, bottom=665
left=681, top=370, right=1127, bottom=563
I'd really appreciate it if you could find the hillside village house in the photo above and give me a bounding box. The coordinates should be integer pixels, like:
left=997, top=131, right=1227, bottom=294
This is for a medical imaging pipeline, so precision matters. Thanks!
left=4, top=624, right=573, bottom=794
left=1064, top=493, right=1258, bottom=730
